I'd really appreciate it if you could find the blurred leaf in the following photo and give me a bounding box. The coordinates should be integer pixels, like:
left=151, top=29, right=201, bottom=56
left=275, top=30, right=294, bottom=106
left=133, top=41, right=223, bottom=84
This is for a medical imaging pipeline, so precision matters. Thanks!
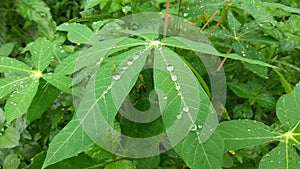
left=57, top=23, right=95, bottom=44
left=3, top=153, right=20, bottom=169
left=104, top=160, right=137, bottom=169
left=0, top=127, right=20, bottom=148
left=0, top=43, right=14, bottom=57
left=16, top=0, right=56, bottom=39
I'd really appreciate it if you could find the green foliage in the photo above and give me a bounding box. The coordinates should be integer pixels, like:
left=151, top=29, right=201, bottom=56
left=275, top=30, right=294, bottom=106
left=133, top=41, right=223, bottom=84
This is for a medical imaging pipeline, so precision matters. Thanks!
left=0, top=0, right=300, bottom=169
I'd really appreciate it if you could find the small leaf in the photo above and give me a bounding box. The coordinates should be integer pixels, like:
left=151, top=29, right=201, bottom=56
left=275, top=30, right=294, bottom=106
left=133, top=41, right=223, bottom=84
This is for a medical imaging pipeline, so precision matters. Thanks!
left=227, top=82, right=251, bottom=99
left=256, top=93, right=276, bottom=109
left=0, top=127, right=20, bottom=148
left=42, top=116, right=93, bottom=168
left=218, top=120, right=277, bottom=151
left=57, top=23, right=95, bottom=44
left=30, top=37, right=53, bottom=71
left=42, top=74, right=72, bottom=94
left=4, top=79, right=39, bottom=123
left=0, top=42, right=14, bottom=57
left=3, top=153, right=20, bottom=169
left=104, top=160, right=137, bottom=169
left=0, top=57, right=31, bottom=73
left=276, top=82, right=300, bottom=128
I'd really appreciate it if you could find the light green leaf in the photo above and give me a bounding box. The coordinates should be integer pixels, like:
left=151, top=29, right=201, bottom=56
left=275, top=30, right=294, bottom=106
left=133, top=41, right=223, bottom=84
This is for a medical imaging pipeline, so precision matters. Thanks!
left=0, top=108, right=4, bottom=127
left=260, top=2, right=300, bottom=14
left=0, top=57, right=31, bottom=73
left=218, top=120, right=277, bottom=151
left=104, top=160, right=137, bottom=169
left=227, top=11, right=241, bottom=37
left=276, top=82, right=300, bottom=128
left=3, top=153, right=20, bottom=169
left=259, top=142, right=300, bottom=169
left=54, top=52, right=79, bottom=75
left=4, top=79, right=39, bottom=123
left=84, top=0, right=101, bottom=10
left=57, top=23, right=95, bottom=44
left=42, top=74, right=72, bottom=94
left=26, top=81, right=61, bottom=124
left=30, top=37, right=53, bottom=71
left=0, top=127, right=20, bottom=148
left=0, top=43, right=14, bottom=57
left=42, top=116, right=93, bottom=169
left=238, top=4, right=276, bottom=25
left=162, top=37, right=276, bottom=68
left=0, top=76, right=31, bottom=99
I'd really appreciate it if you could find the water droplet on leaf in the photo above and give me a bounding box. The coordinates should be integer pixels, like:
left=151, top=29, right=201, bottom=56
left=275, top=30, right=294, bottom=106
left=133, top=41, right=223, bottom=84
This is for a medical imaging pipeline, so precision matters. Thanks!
left=183, top=106, right=189, bottom=113
left=166, top=65, right=174, bottom=72
left=127, top=60, right=133, bottom=65
left=112, top=73, right=121, bottom=80
left=171, top=74, right=177, bottom=81
left=176, top=114, right=182, bottom=120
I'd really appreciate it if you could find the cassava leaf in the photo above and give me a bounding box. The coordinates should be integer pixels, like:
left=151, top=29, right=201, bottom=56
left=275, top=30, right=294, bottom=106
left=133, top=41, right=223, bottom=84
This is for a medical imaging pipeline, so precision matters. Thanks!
left=57, top=23, right=95, bottom=44
left=4, top=78, right=39, bottom=123
left=276, top=81, right=300, bottom=128
left=0, top=57, right=31, bottom=73
left=42, top=74, right=72, bottom=94
left=30, top=37, right=53, bottom=71
left=42, top=116, right=93, bottom=169
left=217, top=120, right=277, bottom=151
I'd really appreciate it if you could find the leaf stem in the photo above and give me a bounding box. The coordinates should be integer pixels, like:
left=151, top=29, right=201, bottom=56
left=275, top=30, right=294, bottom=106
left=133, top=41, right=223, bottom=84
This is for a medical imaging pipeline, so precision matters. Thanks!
left=163, top=0, right=171, bottom=38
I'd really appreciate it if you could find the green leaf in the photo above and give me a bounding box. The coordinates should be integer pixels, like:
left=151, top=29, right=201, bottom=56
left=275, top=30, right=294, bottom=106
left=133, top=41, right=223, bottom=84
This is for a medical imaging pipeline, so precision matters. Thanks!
left=162, top=37, right=276, bottom=68
left=26, top=81, right=61, bottom=124
left=104, top=160, right=137, bottom=169
left=276, top=82, right=300, bottom=128
left=42, top=116, right=93, bottom=169
left=259, top=142, right=300, bottom=169
left=0, top=76, right=31, bottom=99
left=0, top=43, right=14, bottom=57
left=4, top=79, right=39, bottom=123
left=218, top=120, right=277, bottom=151
left=227, top=82, right=251, bottom=99
left=0, top=127, right=20, bottom=148
left=30, top=37, right=53, bottom=71
left=260, top=2, right=300, bottom=14
left=256, top=93, right=276, bottom=109
left=84, top=0, right=101, bottom=10
left=57, top=23, right=95, bottom=44
left=0, top=57, right=31, bottom=73
left=174, top=132, right=224, bottom=169
left=0, top=108, right=4, bottom=127
left=16, top=0, right=56, bottom=39
left=76, top=46, right=149, bottom=149
left=3, top=153, right=20, bottom=169
left=238, top=4, right=276, bottom=25
left=42, top=74, right=72, bottom=94
left=135, top=156, right=160, bottom=169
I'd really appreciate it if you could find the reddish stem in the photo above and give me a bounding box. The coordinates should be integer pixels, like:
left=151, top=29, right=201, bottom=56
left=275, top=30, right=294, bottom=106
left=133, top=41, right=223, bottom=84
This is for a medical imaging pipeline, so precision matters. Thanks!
left=163, top=0, right=171, bottom=38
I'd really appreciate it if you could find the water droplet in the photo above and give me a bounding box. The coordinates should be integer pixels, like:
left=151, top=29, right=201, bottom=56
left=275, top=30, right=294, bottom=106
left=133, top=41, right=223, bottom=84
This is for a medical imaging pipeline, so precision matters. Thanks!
left=183, top=13, right=189, bottom=17
left=11, top=101, right=17, bottom=106
left=183, top=106, right=189, bottom=113
left=92, top=22, right=97, bottom=25
left=127, top=60, right=133, bottom=65
left=112, top=73, right=121, bottom=80
left=133, top=54, right=139, bottom=60
left=175, top=85, right=180, bottom=91
left=65, top=23, right=69, bottom=26
left=163, top=96, right=167, bottom=100
left=247, top=128, right=251, bottom=132
left=10, top=94, right=13, bottom=97
left=77, top=43, right=81, bottom=45
left=171, top=74, right=177, bottom=81
left=176, top=114, right=182, bottom=120
left=121, top=66, right=127, bottom=71
left=198, top=124, right=203, bottom=129
left=166, top=65, right=174, bottom=72
left=34, top=51, right=37, bottom=54
left=111, top=45, right=116, bottom=49
left=140, top=50, right=145, bottom=54
left=103, top=90, right=108, bottom=95
left=13, top=84, right=17, bottom=87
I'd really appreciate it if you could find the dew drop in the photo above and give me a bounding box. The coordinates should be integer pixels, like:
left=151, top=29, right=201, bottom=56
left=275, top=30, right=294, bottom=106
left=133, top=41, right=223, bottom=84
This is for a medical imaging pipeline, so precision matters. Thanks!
left=140, top=50, right=145, bottom=54
left=121, top=66, right=127, bottom=71
left=133, top=54, right=139, bottom=60
left=127, top=60, right=133, bottom=65
left=103, top=90, right=108, bottom=95
left=34, top=51, right=37, bottom=54
left=166, top=65, right=174, bottom=72
left=112, top=73, right=121, bottom=80
left=190, top=125, right=197, bottom=131
left=111, top=45, right=116, bottom=49
left=247, top=128, right=251, bottom=132
left=183, top=13, right=189, bottom=17
left=11, top=101, right=17, bottom=106
left=183, top=106, right=189, bottom=113
left=65, top=23, right=69, bottom=26
left=175, top=85, right=180, bottom=91
left=163, top=96, right=168, bottom=100
left=176, top=114, right=182, bottom=120
left=198, top=124, right=203, bottom=129
left=171, top=74, right=177, bottom=81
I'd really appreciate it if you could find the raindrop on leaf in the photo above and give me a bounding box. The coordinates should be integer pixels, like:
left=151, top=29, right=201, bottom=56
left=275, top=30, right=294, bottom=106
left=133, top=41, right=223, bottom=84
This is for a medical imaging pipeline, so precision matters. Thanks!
left=112, top=73, right=121, bottom=80
left=166, top=65, right=174, bottom=72
left=171, top=74, right=177, bottom=81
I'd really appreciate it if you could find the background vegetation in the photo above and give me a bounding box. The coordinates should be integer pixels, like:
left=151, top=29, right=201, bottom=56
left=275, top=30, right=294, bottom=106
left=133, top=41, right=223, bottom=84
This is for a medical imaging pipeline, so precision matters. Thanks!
left=0, top=0, right=300, bottom=168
